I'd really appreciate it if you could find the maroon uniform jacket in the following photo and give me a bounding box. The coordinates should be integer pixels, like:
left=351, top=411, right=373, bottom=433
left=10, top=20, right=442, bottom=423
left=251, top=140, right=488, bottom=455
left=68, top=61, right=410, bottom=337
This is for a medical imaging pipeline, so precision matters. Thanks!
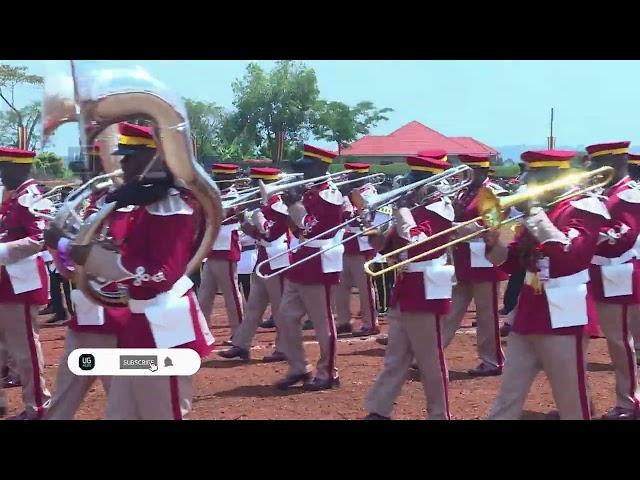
left=497, top=197, right=609, bottom=336
left=0, top=179, right=49, bottom=305
left=208, top=188, right=241, bottom=262
left=452, top=179, right=509, bottom=283
left=588, top=176, right=640, bottom=305
left=342, top=183, right=377, bottom=260
left=248, top=193, right=291, bottom=277
left=286, top=181, right=344, bottom=286
left=87, top=189, right=214, bottom=357
left=386, top=196, right=455, bottom=314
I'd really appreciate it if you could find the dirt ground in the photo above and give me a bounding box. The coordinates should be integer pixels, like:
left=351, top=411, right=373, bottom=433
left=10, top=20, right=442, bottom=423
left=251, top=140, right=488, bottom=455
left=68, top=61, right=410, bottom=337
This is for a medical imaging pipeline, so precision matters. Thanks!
left=2, top=296, right=622, bottom=420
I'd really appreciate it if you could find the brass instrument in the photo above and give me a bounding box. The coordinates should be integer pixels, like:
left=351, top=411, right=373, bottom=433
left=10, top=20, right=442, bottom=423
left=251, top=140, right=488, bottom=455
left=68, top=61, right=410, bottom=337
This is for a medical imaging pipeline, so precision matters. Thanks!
left=364, top=166, right=615, bottom=277
left=257, top=170, right=347, bottom=204
left=28, top=181, right=83, bottom=220
left=254, top=164, right=473, bottom=280
left=333, top=172, right=387, bottom=189
left=42, top=61, right=223, bottom=305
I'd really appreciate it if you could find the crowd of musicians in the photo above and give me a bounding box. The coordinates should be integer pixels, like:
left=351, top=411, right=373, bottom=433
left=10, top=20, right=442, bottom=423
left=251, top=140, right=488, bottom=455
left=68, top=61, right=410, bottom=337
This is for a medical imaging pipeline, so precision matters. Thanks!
left=1, top=119, right=640, bottom=420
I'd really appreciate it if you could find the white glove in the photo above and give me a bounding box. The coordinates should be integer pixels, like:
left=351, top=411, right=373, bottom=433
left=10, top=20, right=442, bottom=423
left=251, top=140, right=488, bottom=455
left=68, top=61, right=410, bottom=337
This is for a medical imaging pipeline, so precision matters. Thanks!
left=524, top=208, right=568, bottom=244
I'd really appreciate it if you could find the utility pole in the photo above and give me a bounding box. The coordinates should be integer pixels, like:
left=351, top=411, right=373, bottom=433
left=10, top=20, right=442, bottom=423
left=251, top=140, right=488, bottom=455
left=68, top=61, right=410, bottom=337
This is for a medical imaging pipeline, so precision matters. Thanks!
left=547, top=108, right=556, bottom=150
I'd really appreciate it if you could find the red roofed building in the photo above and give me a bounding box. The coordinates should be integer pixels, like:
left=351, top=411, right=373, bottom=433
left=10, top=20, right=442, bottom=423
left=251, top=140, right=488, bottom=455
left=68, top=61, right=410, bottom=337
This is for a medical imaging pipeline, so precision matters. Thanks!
left=341, top=121, right=498, bottom=164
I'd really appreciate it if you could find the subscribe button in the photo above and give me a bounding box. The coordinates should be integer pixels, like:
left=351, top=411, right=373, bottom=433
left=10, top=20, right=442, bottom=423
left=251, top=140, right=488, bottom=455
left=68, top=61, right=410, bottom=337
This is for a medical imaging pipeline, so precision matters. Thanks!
left=67, top=349, right=201, bottom=376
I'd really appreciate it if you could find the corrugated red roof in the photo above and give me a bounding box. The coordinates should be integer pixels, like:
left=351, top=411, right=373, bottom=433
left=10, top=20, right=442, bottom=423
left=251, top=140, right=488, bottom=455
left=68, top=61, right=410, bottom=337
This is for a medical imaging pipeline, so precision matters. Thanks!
left=341, top=121, right=498, bottom=157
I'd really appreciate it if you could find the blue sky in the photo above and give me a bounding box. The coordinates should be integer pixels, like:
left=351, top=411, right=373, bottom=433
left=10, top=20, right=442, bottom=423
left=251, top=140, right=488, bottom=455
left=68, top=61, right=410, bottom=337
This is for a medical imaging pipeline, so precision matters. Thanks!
left=4, top=60, right=640, bottom=156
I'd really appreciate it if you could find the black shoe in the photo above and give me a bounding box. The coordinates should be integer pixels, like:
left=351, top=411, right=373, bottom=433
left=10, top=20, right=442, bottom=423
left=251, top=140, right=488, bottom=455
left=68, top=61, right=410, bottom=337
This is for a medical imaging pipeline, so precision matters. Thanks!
left=336, top=323, right=352, bottom=335
left=38, top=306, right=53, bottom=315
left=364, top=412, right=391, bottom=420
left=499, top=323, right=512, bottom=338
left=302, top=376, right=340, bottom=391
left=259, top=317, right=275, bottom=329
left=45, top=314, right=68, bottom=326
left=352, top=325, right=381, bottom=337
left=0, top=405, right=6, bottom=417
left=601, top=406, right=639, bottom=420
left=302, top=319, right=314, bottom=331
left=262, top=351, right=287, bottom=363
left=471, top=321, right=478, bottom=327
left=221, top=340, right=234, bottom=347
left=7, top=411, right=37, bottom=420
left=274, top=372, right=313, bottom=390
left=217, top=346, right=250, bottom=361
left=410, top=362, right=419, bottom=371
left=1, top=375, right=21, bottom=389
left=467, top=362, right=502, bottom=377
left=375, top=335, right=389, bottom=346
left=498, top=308, right=509, bottom=315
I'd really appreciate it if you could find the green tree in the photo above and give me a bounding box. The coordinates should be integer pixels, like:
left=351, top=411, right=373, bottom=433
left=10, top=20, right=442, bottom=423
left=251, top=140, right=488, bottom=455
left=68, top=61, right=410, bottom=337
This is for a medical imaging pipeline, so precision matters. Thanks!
left=183, top=97, right=227, bottom=159
left=0, top=65, right=44, bottom=150
left=33, top=151, right=65, bottom=178
left=231, top=61, right=320, bottom=163
left=312, top=100, right=393, bottom=155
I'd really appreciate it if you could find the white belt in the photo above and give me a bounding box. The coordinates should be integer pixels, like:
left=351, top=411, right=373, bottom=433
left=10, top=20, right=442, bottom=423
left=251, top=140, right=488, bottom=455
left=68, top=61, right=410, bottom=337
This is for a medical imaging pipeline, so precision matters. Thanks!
left=345, top=226, right=362, bottom=234
left=591, top=248, right=637, bottom=266
left=525, top=269, right=589, bottom=289
left=129, top=276, right=194, bottom=314
left=304, top=238, right=334, bottom=249
left=403, top=254, right=448, bottom=272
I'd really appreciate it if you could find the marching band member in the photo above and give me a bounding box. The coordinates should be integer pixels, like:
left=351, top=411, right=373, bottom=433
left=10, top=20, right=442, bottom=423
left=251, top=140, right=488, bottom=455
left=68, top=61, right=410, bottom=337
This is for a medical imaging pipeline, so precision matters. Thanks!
left=198, top=163, right=244, bottom=336
left=334, top=162, right=380, bottom=337
left=485, top=150, right=608, bottom=420
left=46, top=123, right=215, bottom=420
left=219, top=167, right=290, bottom=363
left=442, top=154, right=509, bottom=376
left=0, top=147, right=51, bottom=420
left=585, top=141, right=640, bottom=420
left=0, top=177, right=21, bottom=391
left=275, top=144, right=343, bottom=391
left=364, top=151, right=455, bottom=420
left=44, top=139, right=131, bottom=420
left=628, top=152, right=640, bottom=365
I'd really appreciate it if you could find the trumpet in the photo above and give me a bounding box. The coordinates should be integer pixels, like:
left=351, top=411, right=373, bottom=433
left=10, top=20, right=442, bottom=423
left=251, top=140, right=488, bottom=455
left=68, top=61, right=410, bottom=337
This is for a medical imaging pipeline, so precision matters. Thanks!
left=258, top=170, right=347, bottom=204
left=364, top=166, right=615, bottom=277
left=254, top=165, right=473, bottom=280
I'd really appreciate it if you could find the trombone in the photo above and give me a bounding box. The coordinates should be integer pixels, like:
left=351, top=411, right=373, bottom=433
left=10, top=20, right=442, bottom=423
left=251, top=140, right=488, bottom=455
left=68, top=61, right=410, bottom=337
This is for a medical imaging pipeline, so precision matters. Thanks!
left=257, top=170, right=348, bottom=204
left=221, top=173, right=306, bottom=209
left=334, top=172, right=387, bottom=189
left=363, top=166, right=615, bottom=278
left=254, top=164, right=474, bottom=280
